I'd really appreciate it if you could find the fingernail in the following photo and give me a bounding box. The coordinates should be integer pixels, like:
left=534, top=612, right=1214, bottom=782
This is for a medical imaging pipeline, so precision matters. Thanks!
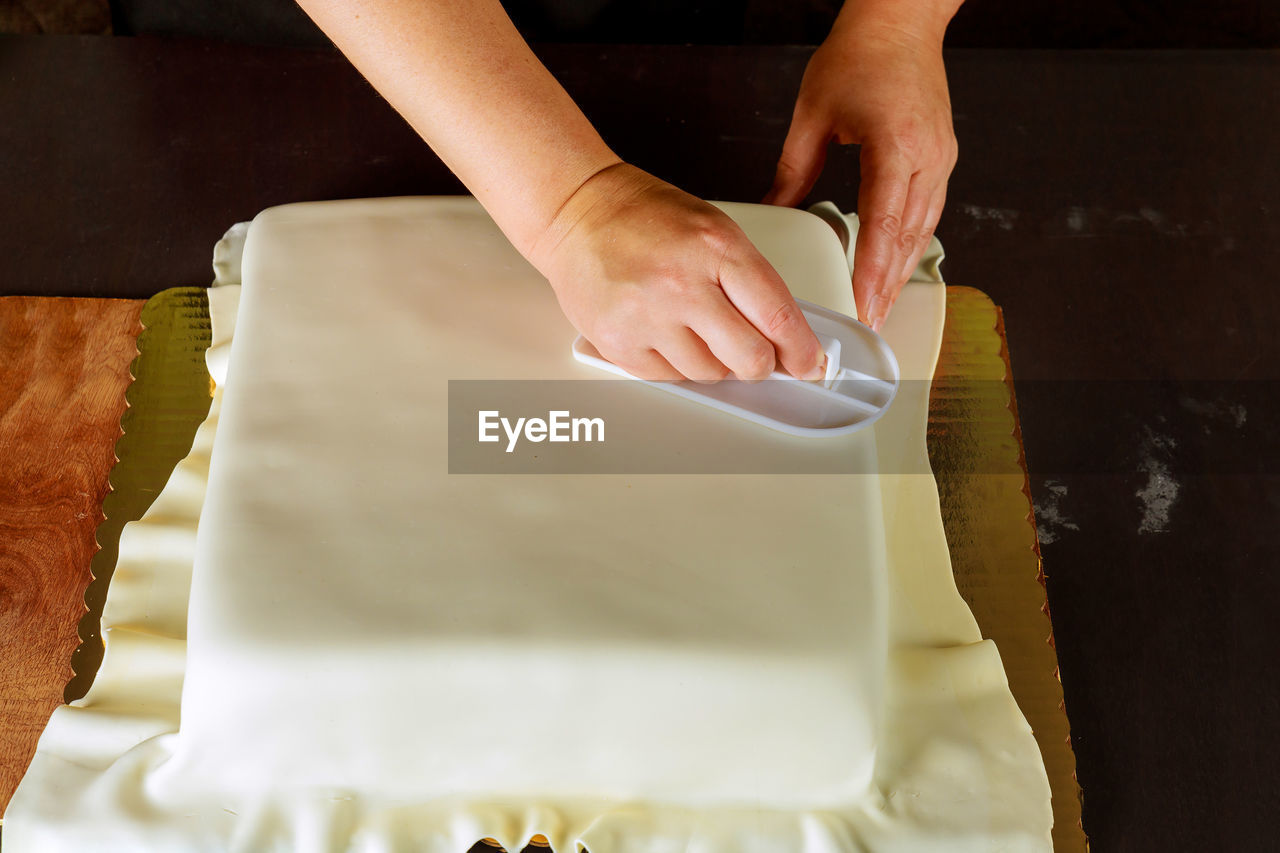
left=866, top=294, right=886, bottom=330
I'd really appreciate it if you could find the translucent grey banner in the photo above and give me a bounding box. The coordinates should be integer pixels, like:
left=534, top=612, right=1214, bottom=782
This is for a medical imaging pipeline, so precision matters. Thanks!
left=448, top=379, right=1276, bottom=475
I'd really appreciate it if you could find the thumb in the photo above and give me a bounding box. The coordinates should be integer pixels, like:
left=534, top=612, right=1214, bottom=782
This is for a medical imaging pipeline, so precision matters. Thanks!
left=763, top=113, right=829, bottom=208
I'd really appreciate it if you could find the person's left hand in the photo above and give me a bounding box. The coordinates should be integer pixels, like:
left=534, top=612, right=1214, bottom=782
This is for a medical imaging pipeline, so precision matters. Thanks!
left=763, top=17, right=957, bottom=331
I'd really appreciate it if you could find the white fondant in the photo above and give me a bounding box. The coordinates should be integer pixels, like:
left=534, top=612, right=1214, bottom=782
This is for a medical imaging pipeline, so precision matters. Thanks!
left=167, top=198, right=885, bottom=809
left=5, top=200, right=1052, bottom=851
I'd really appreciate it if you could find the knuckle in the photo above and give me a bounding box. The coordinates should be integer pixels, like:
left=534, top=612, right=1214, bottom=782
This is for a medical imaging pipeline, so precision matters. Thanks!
left=690, top=362, right=731, bottom=384
left=858, top=257, right=891, bottom=283
left=776, top=152, right=806, bottom=178
left=689, top=213, right=735, bottom=251
left=738, top=340, right=776, bottom=380
left=889, top=128, right=923, bottom=160
left=660, top=272, right=700, bottom=303
left=695, top=227, right=729, bottom=258
left=592, top=331, right=629, bottom=362
left=632, top=354, right=675, bottom=382
left=592, top=318, right=639, bottom=359
left=870, top=212, right=903, bottom=240
left=765, top=300, right=804, bottom=338
left=591, top=322, right=620, bottom=348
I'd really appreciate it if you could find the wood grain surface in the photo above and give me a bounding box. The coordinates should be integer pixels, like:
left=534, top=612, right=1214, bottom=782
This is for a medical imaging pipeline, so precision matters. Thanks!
left=0, top=296, right=142, bottom=815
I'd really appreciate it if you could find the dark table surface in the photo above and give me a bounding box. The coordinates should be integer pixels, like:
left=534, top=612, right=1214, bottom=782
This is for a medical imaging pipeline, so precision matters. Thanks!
left=3, top=35, right=1278, bottom=850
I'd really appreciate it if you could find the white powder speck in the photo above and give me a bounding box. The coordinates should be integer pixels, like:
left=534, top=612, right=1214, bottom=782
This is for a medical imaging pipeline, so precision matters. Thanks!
left=1136, top=428, right=1180, bottom=534
left=959, top=204, right=1019, bottom=231
left=1065, top=207, right=1088, bottom=232
left=1034, top=480, right=1079, bottom=545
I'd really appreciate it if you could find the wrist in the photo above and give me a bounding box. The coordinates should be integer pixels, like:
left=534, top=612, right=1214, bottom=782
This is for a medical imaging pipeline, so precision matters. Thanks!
left=525, top=160, right=642, bottom=277
left=491, top=146, right=619, bottom=260
left=830, top=0, right=960, bottom=51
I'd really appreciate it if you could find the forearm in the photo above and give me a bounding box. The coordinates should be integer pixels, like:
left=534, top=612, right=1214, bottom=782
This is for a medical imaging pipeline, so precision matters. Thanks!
left=830, top=0, right=963, bottom=48
left=296, top=0, right=620, bottom=257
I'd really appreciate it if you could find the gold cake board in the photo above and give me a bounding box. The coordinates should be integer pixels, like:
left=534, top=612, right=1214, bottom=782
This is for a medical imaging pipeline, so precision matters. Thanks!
left=67, top=285, right=1085, bottom=852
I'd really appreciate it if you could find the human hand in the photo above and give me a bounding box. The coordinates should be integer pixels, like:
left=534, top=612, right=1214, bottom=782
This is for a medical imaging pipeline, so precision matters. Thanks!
left=763, top=10, right=958, bottom=331
left=529, top=163, right=826, bottom=382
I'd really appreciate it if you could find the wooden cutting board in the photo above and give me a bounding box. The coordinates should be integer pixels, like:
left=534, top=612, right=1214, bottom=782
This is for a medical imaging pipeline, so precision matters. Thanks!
left=0, top=296, right=142, bottom=814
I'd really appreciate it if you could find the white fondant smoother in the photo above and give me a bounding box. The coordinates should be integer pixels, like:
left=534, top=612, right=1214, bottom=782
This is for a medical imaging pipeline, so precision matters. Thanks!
left=5, top=202, right=1051, bottom=851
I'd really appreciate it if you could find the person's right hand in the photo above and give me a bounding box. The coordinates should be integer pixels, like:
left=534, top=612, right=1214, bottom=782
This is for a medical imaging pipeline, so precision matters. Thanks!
left=528, top=163, right=827, bottom=383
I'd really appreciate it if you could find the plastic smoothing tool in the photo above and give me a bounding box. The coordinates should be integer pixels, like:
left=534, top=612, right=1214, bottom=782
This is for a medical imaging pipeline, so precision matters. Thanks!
left=571, top=299, right=899, bottom=437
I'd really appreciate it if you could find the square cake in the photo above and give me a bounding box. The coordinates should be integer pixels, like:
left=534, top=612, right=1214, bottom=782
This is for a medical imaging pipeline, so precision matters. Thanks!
left=160, top=198, right=885, bottom=809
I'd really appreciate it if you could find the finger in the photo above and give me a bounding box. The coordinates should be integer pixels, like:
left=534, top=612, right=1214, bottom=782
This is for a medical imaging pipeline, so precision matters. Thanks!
left=896, top=179, right=948, bottom=285
left=876, top=183, right=948, bottom=330
left=687, top=292, right=781, bottom=382
left=601, top=345, right=684, bottom=382
left=717, top=243, right=825, bottom=381
left=656, top=326, right=732, bottom=384
left=762, top=111, right=829, bottom=208
left=875, top=170, right=934, bottom=311
left=852, top=144, right=912, bottom=331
